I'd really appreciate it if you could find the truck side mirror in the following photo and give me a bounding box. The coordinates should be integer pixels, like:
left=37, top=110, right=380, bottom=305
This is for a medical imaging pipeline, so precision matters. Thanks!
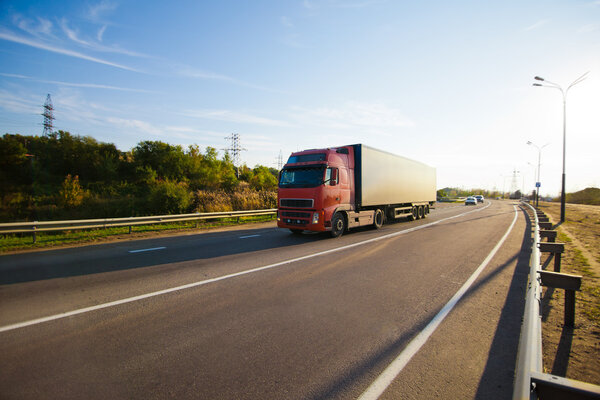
left=330, top=168, right=339, bottom=186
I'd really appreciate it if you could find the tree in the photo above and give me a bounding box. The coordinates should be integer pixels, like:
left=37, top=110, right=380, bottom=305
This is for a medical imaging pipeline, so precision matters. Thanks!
left=59, top=174, right=87, bottom=208
left=250, top=166, right=278, bottom=190
left=133, top=141, right=188, bottom=181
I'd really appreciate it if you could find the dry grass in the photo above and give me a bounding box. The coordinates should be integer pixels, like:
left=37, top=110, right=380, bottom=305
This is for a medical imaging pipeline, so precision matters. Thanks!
left=536, top=201, right=600, bottom=385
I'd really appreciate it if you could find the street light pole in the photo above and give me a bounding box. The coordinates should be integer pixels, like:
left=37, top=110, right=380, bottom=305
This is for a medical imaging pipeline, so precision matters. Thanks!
left=526, top=141, right=549, bottom=208
left=533, top=72, right=588, bottom=223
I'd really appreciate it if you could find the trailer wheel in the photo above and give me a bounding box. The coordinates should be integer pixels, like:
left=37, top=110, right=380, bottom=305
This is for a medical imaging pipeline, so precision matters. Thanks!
left=374, top=209, right=384, bottom=229
left=331, top=212, right=346, bottom=238
left=408, top=206, right=418, bottom=221
left=423, top=204, right=430, bottom=218
left=417, top=205, right=424, bottom=219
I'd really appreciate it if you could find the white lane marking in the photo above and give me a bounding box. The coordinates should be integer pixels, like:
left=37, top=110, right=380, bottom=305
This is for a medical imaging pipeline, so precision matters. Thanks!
left=128, top=247, right=166, bottom=254
left=239, top=234, right=261, bottom=239
left=358, top=205, right=518, bottom=400
left=0, top=202, right=492, bottom=333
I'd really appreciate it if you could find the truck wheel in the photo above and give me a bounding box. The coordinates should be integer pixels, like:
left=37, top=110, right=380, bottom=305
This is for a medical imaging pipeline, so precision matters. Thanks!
left=408, top=206, right=417, bottom=221
left=331, top=212, right=346, bottom=238
left=290, top=229, right=303, bottom=235
left=374, top=209, right=384, bottom=229
left=417, top=205, right=424, bottom=219
left=423, top=205, right=429, bottom=218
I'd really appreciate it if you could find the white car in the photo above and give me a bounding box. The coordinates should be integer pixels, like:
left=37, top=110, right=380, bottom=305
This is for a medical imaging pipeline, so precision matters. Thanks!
left=474, top=195, right=484, bottom=203
left=465, top=196, right=477, bottom=206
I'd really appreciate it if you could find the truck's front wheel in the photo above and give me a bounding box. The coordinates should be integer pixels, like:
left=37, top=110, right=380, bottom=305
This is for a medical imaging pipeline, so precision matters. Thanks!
left=330, top=212, right=346, bottom=238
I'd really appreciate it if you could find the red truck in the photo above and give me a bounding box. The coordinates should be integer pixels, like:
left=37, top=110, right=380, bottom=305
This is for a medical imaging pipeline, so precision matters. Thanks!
left=277, top=144, right=436, bottom=237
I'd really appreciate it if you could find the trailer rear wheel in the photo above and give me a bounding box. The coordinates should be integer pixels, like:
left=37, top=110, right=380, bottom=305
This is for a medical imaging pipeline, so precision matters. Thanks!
left=331, top=212, right=346, bottom=238
left=374, top=209, right=384, bottom=229
left=417, top=205, right=424, bottom=219
left=423, top=204, right=430, bottom=218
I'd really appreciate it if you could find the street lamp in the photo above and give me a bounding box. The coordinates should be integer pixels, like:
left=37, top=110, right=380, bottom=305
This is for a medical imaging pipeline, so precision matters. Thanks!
left=527, top=141, right=549, bottom=208
left=533, top=72, right=589, bottom=223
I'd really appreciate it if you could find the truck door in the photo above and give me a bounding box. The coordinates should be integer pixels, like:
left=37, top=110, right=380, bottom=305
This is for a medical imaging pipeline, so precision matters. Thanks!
left=323, top=167, right=341, bottom=212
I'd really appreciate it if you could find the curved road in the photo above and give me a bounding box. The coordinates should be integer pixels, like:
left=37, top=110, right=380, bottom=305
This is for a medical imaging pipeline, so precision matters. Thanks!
left=0, top=200, right=531, bottom=399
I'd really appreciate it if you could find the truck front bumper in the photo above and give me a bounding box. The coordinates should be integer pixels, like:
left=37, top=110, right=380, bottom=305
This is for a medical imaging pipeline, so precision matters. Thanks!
left=277, top=209, right=327, bottom=232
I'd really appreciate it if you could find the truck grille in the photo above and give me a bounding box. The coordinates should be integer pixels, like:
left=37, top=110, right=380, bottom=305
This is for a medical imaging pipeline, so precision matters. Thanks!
left=280, top=199, right=314, bottom=208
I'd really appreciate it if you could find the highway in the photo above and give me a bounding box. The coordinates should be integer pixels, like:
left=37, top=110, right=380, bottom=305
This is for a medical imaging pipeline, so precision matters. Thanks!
left=0, top=201, right=531, bottom=399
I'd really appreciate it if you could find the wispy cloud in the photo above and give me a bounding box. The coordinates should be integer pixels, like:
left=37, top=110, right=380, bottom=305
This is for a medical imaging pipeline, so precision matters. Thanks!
left=97, top=25, right=107, bottom=42
left=577, top=23, right=599, bottom=34
left=106, top=117, right=163, bottom=136
left=182, top=109, right=291, bottom=127
left=86, top=1, right=118, bottom=23
left=281, top=16, right=294, bottom=28
left=59, top=18, right=149, bottom=57
left=303, top=0, right=385, bottom=10
left=524, top=19, right=550, bottom=31
left=0, top=89, right=40, bottom=114
left=176, top=66, right=236, bottom=82
left=0, top=72, right=155, bottom=93
left=289, top=102, right=415, bottom=130
left=176, top=65, right=286, bottom=93
left=0, top=30, right=140, bottom=72
left=12, top=14, right=56, bottom=39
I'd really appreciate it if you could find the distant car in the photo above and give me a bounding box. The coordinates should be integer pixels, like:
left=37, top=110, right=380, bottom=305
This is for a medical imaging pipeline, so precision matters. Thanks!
left=475, top=195, right=484, bottom=203
left=465, top=196, right=477, bottom=206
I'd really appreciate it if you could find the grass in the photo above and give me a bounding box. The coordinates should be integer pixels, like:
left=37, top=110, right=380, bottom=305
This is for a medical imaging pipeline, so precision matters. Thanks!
left=555, top=229, right=598, bottom=319
left=536, top=201, right=600, bottom=384
left=0, top=214, right=276, bottom=253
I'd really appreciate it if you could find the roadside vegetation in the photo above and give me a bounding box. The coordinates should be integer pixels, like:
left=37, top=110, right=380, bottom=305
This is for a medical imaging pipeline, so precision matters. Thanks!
left=0, top=131, right=278, bottom=222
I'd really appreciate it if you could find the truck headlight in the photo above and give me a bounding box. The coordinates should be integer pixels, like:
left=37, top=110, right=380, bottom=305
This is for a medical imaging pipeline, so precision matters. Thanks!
left=312, top=212, right=320, bottom=224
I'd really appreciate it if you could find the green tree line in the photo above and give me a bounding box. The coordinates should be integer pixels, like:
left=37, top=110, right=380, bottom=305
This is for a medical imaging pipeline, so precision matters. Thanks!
left=0, top=131, right=279, bottom=221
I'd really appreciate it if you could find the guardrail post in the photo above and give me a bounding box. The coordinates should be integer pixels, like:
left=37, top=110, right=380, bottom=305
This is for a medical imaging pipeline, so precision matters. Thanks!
left=32, top=223, right=37, bottom=244
left=540, top=242, right=565, bottom=272
left=539, top=221, right=553, bottom=230
left=540, top=230, right=557, bottom=242
left=565, top=289, right=576, bottom=327
left=539, top=270, right=581, bottom=327
left=129, top=225, right=132, bottom=234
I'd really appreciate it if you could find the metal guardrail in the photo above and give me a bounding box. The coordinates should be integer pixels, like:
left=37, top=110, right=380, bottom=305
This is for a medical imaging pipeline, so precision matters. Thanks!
left=513, top=202, right=600, bottom=399
left=0, top=209, right=277, bottom=242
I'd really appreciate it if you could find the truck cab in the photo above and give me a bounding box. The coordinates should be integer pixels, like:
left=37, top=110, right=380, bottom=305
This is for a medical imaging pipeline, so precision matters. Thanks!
left=277, top=146, right=354, bottom=234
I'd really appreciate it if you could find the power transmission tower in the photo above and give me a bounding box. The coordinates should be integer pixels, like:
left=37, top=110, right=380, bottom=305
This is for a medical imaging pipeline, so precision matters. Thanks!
left=41, top=94, right=55, bottom=136
left=276, top=150, right=283, bottom=170
left=510, top=168, right=520, bottom=198
left=224, top=133, right=246, bottom=177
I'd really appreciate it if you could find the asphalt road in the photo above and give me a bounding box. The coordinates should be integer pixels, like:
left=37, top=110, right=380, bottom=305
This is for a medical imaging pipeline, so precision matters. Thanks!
left=0, top=200, right=531, bottom=399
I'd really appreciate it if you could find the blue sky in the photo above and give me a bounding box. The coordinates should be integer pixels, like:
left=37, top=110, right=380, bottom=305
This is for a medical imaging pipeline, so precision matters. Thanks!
left=1, top=0, right=599, bottom=196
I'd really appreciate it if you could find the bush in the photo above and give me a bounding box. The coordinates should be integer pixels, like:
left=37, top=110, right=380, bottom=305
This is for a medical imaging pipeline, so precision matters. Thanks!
left=195, top=185, right=276, bottom=213
left=195, top=190, right=232, bottom=212
left=147, top=180, right=193, bottom=215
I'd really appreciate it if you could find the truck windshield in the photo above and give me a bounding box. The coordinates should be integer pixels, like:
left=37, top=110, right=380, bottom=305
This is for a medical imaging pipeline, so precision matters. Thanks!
left=279, top=166, right=325, bottom=188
